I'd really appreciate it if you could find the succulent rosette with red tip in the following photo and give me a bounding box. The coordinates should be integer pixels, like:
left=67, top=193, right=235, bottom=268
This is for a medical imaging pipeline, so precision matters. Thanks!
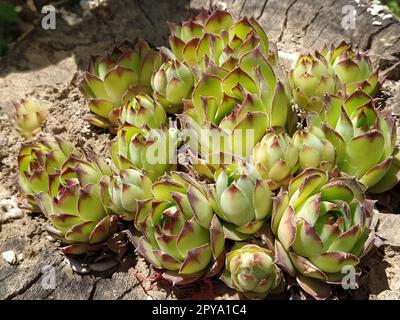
left=290, top=52, right=340, bottom=112
left=207, top=162, right=273, bottom=240
left=322, top=41, right=384, bottom=96
left=221, top=243, right=282, bottom=299
left=80, top=39, right=161, bottom=128
left=110, top=124, right=180, bottom=181
left=33, top=155, right=114, bottom=254
left=18, top=137, right=74, bottom=211
left=271, top=168, right=381, bottom=299
left=309, top=90, right=397, bottom=192
left=100, top=168, right=153, bottom=222
left=168, top=9, right=277, bottom=71
left=252, top=128, right=299, bottom=190
left=15, top=97, right=48, bottom=138
left=135, top=171, right=225, bottom=284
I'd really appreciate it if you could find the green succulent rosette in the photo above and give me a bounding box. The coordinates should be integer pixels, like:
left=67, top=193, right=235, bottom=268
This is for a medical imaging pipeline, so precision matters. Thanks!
left=221, top=243, right=282, bottom=299
left=292, top=125, right=336, bottom=172
left=180, top=46, right=295, bottom=177
left=113, top=94, right=167, bottom=129
left=309, top=90, right=397, bottom=192
left=252, top=128, right=299, bottom=190
left=207, top=162, right=272, bottom=240
left=151, top=58, right=195, bottom=113
left=110, top=124, right=180, bottom=181
left=271, top=168, right=381, bottom=299
left=290, top=52, right=340, bottom=112
left=135, top=171, right=225, bottom=284
left=100, top=168, right=153, bottom=221
left=18, top=137, right=74, bottom=211
left=322, top=41, right=384, bottom=97
left=15, top=98, right=48, bottom=138
left=34, top=155, right=114, bottom=255
left=80, top=39, right=161, bottom=128
left=168, top=9, right=277, bottom=71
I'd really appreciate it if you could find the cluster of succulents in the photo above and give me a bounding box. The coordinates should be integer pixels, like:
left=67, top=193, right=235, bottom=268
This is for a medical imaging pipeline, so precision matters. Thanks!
left=16, top=9, right=399, bottom=300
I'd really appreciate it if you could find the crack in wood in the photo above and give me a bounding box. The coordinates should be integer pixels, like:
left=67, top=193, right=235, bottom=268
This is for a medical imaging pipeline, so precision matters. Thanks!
left=136, top=0, right=155, bottom=26
left=257, top=0, right=269, bottom=19
left=7, top=272, right=43, bottom=300
left=278, top=0, right=299, bottom=42
left=116, top=282, right=141, bottom=300
left=43, top=288, right=57, bottom=299
left=239, top=0, right=248, bottom=17
left=88, top=280, right=98, bottom=300
left=0, top=271, right=14, bottom=283
left=308, top=22, right=330, bottom=49
left=307, top=0, right=340, bottom=49
left=302, top=5, right=324, bottom=36
left=364, top=22, right=397, bottom=52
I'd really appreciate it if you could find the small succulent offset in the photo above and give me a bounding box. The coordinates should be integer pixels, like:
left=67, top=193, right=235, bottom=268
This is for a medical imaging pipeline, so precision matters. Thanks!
left=15, top=98, right=48, bottom=138
left=322, top=41, right=384, bottom=97
left=151, top=58, right=195, bottom=113
left=34, top=155, right=114, bottom=254
left=221, top=243, right=282, bottom=299
left=135, top=172, right=225, bottom=283
left=292, top=125, right=336, bottom=172
left=80, top=39, right=161, bottom=128
left=18, top=138, right=74, bottom=211
left=252, top=128, right=299, bottom=190
left=272, top=168, right=381, bottom=299
left=208, top=162, right=272, bottom=240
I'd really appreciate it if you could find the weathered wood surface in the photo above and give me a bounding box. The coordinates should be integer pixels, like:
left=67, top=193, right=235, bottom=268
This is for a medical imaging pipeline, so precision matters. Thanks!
left=1, top=0, right=400, bottom=300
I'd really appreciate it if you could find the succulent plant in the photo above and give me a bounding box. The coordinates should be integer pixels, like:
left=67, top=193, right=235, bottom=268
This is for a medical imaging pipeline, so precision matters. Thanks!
left=34, top=155, right=114, bottom=254
left=135, top=171, right=225, bottom=283
left=322, top=41, right=383, bottom=96
left=100, top=168, right=153, bottom=221
left=80, top=39, right=161, bottom=128
left=180, top=47, right=294, bottom=171
left=13, top=7, right=398, bottom=299
left=18, top=137, right=74, bottom=210
left=168, top=9, right=276, bottom=71
left=110, top=125, right=180, bottom=181
left=271, top=168, right=381, bottom=299
left=207, top=162, right=272, bottom=240
left=290, top=52, right=340, bottom=112
left=292, top=125, right=336, bottom=172
left=310, top=90, right=397, bottom=192
left=113, top=94, right=167, bottom=129
left=368, top=147, right=400, bottom=194
left=221, top=243, right=282, bottom=299
left=252, top=128, right=299, bottom=190
left=186, top=47, right=292, bottom=127
left=15, top=98, right=48, bottom=138
left=151, top=59, right=195, bottom=113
